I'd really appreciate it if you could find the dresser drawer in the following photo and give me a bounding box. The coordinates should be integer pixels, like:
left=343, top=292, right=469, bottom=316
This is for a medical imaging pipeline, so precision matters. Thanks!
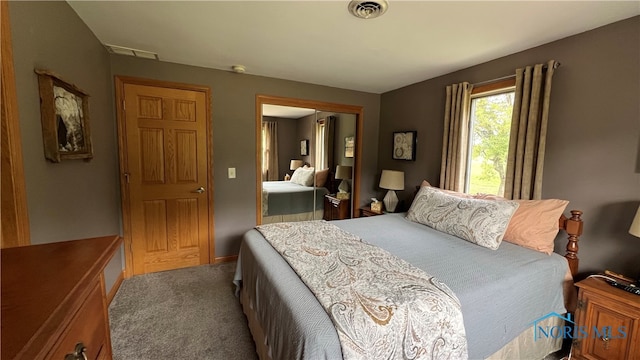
left=48, top=281, right=108, bottom=360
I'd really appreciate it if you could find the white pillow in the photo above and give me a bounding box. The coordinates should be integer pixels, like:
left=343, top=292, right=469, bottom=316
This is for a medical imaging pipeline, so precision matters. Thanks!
left=407, top=186, right=519, bottom=250
left=290, top=167, right=315, bottom=186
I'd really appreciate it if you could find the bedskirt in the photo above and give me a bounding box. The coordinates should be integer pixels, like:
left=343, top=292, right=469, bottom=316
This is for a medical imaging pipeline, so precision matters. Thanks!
left=240, top=285, right=563, bottom=360
left=261, top=209, right=324, bottom=224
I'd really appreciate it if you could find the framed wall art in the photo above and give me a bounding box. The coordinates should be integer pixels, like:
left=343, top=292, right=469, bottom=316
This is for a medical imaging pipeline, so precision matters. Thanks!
left=35, top=69, right=93, bottom=162
left=300, top=139, right=309, bottom=156
left=344, top=135, right=354, bottom=158
left=392, top=131, right=416, bottom=161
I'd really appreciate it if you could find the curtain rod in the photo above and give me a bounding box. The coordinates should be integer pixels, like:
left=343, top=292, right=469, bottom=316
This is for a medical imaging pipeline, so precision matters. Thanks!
left=472, top=62, right=561, bottom=88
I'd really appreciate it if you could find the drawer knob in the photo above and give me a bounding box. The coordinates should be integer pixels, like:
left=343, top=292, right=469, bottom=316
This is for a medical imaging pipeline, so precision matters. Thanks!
left=64, top=342, right=88, bottom=360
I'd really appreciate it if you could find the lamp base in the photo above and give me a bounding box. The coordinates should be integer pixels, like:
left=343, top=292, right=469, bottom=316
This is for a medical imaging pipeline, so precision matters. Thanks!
left=338, top=179, right=350, bottom=193
left=383, top=190, right=399, bottom=213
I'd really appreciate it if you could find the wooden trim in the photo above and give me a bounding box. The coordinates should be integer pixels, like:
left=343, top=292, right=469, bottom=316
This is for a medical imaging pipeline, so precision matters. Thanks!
left=1, top=0, right=30, bottom=248
left=255, top=94, right=364, bottom=223
left=114, top=75, right=214, bottom=277
left=107, top=270, right=125, bottom=305
left=560, top=210, right=583, bottom=277
left=471, top=78, right=516, bottom=96
left=214, top=255, right=238, bottom=263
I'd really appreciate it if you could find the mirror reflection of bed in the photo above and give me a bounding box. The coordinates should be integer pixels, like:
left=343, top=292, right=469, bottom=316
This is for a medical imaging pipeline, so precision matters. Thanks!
left=259, top=101, right=358, bottom=225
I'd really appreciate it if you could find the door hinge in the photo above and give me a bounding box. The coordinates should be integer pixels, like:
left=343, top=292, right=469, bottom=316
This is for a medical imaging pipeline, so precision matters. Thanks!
left=122, top=100, right=126, bottom=111
left=124, top=172, right=130, bottom=184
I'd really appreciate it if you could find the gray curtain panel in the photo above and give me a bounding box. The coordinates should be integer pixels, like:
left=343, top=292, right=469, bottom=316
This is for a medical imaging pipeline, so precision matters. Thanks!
left=262, top=121, right=279, bottom=181
left=440, top=82, right=473, bottom=191
left=504, top=60, right=558, bottom=200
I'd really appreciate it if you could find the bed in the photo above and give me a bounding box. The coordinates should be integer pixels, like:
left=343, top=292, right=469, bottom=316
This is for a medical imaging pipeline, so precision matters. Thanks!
left=235, top=186, right=584, bottom=359
left=262, top=181, right=329, bottom=224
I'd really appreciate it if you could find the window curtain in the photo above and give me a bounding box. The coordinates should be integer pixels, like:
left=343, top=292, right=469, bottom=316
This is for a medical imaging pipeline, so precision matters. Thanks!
left=324, top=116, right=335, bottom=171
left=439, top=82, right=473, bottom=191
left=504, top=60, right=558, bottom=200
left=262, top=121, right=278, bottom=181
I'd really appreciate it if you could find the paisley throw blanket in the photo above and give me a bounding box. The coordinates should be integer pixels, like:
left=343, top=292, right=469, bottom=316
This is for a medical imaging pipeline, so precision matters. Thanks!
left=256, top=220, right=468, bottom=359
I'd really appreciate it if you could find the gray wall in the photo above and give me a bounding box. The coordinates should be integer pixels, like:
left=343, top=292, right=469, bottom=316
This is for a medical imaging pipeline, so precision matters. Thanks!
left=109, top=56, right=381, bottom=257
left=379, top=16, right=640, bottom=277
left=9, top=1, right=123, bottom=289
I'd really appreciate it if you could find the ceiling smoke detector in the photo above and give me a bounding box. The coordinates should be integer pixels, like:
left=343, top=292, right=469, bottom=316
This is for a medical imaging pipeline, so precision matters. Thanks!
left=231, top=65, right=246, bottom=74
left=348, top=0, right=388, bottom=19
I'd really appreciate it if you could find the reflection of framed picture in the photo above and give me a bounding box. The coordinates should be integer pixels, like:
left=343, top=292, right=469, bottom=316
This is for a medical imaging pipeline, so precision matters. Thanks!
left=344, top=136, right=354, bottom=158
left=36, top=69, right=93, bottom=162
left=392, top=131, right=416, bottom=161
left=300, top=139, right=308, bottom=156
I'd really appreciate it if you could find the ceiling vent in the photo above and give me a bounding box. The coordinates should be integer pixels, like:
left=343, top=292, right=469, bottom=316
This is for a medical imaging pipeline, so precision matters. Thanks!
left=104, top=44, right=159, bottom=60
left=348, top=0, right=388, bottom=19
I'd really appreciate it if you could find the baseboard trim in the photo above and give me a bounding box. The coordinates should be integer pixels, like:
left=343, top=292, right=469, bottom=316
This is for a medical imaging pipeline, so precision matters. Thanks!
left=107, top=270, right=125, bottom=305
left=214, top=255, right=238, bottom=263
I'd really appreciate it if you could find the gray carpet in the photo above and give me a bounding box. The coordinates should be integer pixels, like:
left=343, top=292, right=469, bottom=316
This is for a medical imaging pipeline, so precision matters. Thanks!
left=109, top=262, right=258, bottom=360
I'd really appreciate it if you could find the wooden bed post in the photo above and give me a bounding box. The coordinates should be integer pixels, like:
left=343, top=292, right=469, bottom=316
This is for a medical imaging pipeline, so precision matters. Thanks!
left=561, top=210, right=583, bottom=277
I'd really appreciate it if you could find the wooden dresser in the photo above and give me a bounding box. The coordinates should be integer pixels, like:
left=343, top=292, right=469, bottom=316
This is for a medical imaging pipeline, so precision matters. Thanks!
left=572, top=277, right=640, bottom=360
left=1, top=235, right=121, bottom=360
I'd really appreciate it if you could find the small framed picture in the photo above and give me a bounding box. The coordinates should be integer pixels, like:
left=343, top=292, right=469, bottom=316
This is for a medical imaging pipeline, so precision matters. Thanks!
left=392, top=131, right=416, bottom=161
left=344, top=136, right=354, bottom=158
left=300, top=139, right=309, bottom=156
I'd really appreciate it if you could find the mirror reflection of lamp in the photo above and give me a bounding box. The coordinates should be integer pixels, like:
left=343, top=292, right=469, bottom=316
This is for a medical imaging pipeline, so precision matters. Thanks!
left=285, top=159, right=304, bottom=181
left=335, top=165, right=353, bottom=194
left=379, top=170, right=404, bottom=212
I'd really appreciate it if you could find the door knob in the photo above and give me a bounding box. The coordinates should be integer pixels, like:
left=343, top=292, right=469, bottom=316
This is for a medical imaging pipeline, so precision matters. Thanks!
left=192, top=187, right=205, bottom=193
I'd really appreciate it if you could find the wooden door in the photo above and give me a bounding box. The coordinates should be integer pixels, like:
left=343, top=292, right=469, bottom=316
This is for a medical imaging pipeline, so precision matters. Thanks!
left=117, top=78, right=212, bottom=275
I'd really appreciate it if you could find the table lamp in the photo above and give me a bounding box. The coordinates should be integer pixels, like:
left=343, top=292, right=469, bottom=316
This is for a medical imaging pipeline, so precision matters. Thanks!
left=379, top=170, right=404, bottom=212
left=335, top=165, right=352, bottom=194
left=285, top=159, right=304, bottom=180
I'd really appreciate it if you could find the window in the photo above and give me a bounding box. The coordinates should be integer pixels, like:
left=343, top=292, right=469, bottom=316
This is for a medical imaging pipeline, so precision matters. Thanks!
left=464, top=80, right=515, bottom=196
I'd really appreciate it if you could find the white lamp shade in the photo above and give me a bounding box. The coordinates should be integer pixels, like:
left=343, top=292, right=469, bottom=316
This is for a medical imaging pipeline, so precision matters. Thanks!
left=335, top=165, right=352, bottom=180
left=379, top=170, right=404, bottom=190
left=290, top=159, right=304, bottom=170
left=630, top=205, right=640, bottom=238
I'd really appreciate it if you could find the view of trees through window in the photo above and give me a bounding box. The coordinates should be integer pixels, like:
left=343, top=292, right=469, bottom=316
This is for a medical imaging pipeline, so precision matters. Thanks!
left=466, top=91, right=515, bottom=196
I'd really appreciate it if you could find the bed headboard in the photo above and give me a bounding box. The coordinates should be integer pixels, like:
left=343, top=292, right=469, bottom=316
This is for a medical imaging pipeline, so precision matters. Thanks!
left=559, top=210, right=583, bottom=277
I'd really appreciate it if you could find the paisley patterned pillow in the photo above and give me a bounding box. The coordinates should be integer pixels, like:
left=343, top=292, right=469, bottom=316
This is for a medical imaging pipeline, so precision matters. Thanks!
left=407, top=186, right=519, bottom=250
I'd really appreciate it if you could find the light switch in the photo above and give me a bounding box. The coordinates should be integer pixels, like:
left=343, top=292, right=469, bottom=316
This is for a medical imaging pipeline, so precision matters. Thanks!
left=228, top=167, right=236, bottom=179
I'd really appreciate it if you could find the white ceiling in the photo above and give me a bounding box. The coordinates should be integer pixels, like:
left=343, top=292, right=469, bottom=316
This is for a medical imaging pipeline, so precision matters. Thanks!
left=263, top=104, right=316, bottom=118
left=68, top=1, right=639, bottom=94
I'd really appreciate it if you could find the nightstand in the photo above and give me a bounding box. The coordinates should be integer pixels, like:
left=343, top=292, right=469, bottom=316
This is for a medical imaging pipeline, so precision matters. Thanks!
left=572, top=277, right=640, bottom=360
left=360, top=206, right=383, bottom=217
left=323, top=194, right=350, bottom=220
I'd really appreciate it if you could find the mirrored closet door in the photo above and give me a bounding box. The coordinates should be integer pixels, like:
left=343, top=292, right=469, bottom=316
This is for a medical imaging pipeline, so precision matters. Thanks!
left=255, top=95, right=363, bottom=225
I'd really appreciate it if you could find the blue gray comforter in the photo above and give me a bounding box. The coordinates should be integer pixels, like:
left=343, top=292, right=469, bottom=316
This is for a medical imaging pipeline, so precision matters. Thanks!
left=234, top=214, right=568, bottom=359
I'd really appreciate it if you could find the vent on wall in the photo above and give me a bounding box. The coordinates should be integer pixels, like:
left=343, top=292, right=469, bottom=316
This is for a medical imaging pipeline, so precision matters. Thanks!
left=104, top=44, right=159, bottom=60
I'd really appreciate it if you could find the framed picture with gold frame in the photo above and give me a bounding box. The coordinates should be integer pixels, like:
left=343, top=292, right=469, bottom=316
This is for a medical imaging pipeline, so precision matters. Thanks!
left=35, top=69, right=93, bottom=162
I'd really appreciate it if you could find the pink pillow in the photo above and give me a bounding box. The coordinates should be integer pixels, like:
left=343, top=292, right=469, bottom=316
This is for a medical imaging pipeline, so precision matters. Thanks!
left=475, top=194, right=569, bottom=254
left=315, top=169, right=329, bottom=188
